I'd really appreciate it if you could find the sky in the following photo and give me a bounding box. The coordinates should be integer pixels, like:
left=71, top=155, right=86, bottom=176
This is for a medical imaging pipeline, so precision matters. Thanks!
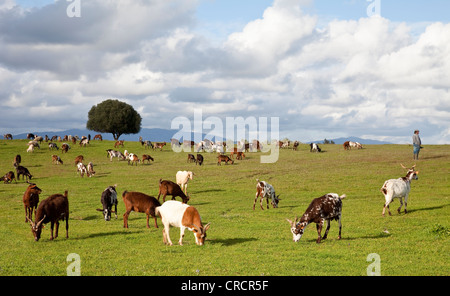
left=1, top=0, right=450, bottom=144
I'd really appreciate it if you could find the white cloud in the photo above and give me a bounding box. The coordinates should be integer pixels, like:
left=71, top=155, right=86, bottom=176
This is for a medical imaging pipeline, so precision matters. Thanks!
left=0, top=0, right=449, bottom=143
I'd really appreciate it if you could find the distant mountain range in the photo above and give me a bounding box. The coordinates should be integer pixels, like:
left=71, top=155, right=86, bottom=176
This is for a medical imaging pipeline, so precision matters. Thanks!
left=311, top=136, right=391, bottom=145
left=11, top=128, right=392, bottom=144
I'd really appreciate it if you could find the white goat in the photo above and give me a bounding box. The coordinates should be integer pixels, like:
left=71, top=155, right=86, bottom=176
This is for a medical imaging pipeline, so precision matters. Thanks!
left=176, top=171, right=194, bottom=194
left=155, top=200, right=210, bottom=246
left=380, top=164, right=419, bottom=216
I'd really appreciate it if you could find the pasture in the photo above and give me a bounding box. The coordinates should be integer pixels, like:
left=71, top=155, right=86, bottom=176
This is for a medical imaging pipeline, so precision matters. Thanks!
left=0, top=139, right=448, bottom=276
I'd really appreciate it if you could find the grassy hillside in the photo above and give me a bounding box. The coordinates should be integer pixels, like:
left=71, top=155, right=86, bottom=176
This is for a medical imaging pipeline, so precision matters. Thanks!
left=0, top=139, right=448, bottom=276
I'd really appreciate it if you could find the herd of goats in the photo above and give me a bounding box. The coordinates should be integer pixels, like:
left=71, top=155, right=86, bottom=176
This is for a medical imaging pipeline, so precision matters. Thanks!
left=1, top=134, right=419, bottom=245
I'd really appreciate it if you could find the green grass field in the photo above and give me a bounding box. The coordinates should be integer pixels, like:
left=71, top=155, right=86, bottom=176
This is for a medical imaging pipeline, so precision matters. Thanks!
left=0, top=139, right=448, bottom=276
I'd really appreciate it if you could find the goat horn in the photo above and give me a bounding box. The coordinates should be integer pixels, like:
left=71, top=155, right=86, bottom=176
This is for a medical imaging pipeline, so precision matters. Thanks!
left=191, top=223, right=202, bottom=233
left=26, top=216, right=34, bottom=225
left=400, top=163, right=407, bottom=169
left=36, top=215, right=46, bottom=227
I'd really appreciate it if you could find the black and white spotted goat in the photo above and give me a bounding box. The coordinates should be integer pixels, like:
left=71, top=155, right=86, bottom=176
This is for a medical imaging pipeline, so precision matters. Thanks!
left=287, top=193, right=346, bottom=243
left=96, top=185, right=118, bottom=221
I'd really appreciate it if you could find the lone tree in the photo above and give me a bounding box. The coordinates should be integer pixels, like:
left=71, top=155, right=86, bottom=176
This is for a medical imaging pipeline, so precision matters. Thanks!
left=86, top=99, right=142, bottom=140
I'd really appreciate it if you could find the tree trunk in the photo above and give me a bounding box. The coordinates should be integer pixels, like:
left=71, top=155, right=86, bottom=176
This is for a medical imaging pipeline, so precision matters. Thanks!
left=113, top=133, right=122, bottom=141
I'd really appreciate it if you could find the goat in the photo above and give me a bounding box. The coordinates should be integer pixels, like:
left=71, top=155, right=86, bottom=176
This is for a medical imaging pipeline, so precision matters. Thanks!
left=77, top=162, right=89, bottom=177
left=158, top=179, right=190, bottom=203
left=380, top=164, right=419, bottom=216
left=122, top=191, right=161, bottom=228
left=154, top=142, right=166, bottom=151
left=106, top=149, right=125, bottom=161
left=310, top=143, right=322, bottom=152
left=287, top=193, right=346, bottom=243
left=51, top=155, right=63, bottom=165
left=26, top=144, right=34, bottom=153
left=87, top=162, right=95, bottom=177
left=96, top=185, right=118, bottom=221
left=142, top=154, right=154, bottom=164
left=176, top=171, right=194, bottom=194
left=13, top=154, right=21, bottom=167
left=61, top=143, right=70, bottom=153
left=23, top=183, right=42, bottom=222
left=217, top=154, right=234, bottom=165
left=254, top=179, right=281, bottom=210
left=127, top=153, right=140, bottom=166
left=155, top=200, right=210, bottom=246
left=114, top=140, right=124, bottom=148
left=48, top=143, right=59, bottom=150
left=2, top=171, right=16, bottom=183
left=343, top=141, right=350, bottom=150
left=74, top=155, right=84, bottom=166
left=14, top=164, right=32, bottom=182
left=79, top=138, right=89, bottom=147
left=3, top=133, right=13, bottom=140
left=93, top=134, right=103, bottom=141
left=196, top=154, right=204, bottom=166
left=187, top=154, right=196, bottom=163
left=27, top=191, right=69, bottom=241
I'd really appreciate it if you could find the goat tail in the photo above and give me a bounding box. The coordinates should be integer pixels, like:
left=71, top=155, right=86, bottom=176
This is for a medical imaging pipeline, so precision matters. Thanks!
left=155, top=206, right=161, bottom=218
left=122, top=190, right=128, bottom=198
left=64, top=190, right=68, bottom=197
left=159, top=178, right=162, bottom=184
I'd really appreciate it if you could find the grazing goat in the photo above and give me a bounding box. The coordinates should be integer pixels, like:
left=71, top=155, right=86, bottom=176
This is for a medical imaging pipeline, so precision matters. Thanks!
left=287, top=193, right=346, bottom=243
left=310, top=143, right=322, bottom=152
left=48, top=143, right=59, bottom=150
left=196, top=154, right=204, bottom=166
left=142, top=154, right=154, bottom=164
left=217, top=154, right=234, bottom=165
left=26, top=144, right=34, bottom=153
left=77, top=162, right=89, bottom=177
left=343, top=141, right=350, bottom=150
left=87, top=162, right=95, bottom=177
left=52, top=155, right=63, bottom=165
left=122, top=191, right=161, bottom=228
left=254, top=179, right=281, bottom=210
left=2, top=171, right=16, bottom=183
left=187, top=154, right=196, bottom=163
left=176, top=171, right=194, bottom=194
left=155, top=200, right=210, bottom=246
left=23, top=183, right=42, bottom=222
left=127, top=153, right=140, bottom=166
left=96, top=185, right=118, bottom=221
left=114, top=140, right=124, bottom=148
left=27, top=191, right=69, bottom=241
left=14, top=164, right=32, bottom=182
left=74, top=155, right=84, bottom=166
left=61, top=143, right=70, bottom=153
left=106, top=149, right=125, bottom=161
left=380, top=164, right=419, bottom=216
left=158, top=179, right=190, bottom=203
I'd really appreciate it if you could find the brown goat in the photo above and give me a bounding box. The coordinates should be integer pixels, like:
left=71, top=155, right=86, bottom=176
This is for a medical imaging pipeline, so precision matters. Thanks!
left=157, top=179, right=190, bottom=203
left=122, top=191, right=161, bottom=228
left=23, top=183, right=42, bottom=222
left=74, top=155, right=84, bottom=166
left=2, top=171, right=16, bottom=183
left=27, top=191, right=69, bottom=241
left=217, top=154, right=234, bottom=165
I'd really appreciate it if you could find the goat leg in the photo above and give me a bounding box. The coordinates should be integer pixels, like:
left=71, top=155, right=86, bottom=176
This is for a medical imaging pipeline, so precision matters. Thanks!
left=316, top=221, right=323, bottom=244
left=322, top=220, right=331, bottom=240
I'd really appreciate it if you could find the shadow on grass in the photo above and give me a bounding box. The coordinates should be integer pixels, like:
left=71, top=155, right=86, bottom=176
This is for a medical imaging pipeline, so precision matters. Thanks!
left=208, top=237, right=258, bottom=246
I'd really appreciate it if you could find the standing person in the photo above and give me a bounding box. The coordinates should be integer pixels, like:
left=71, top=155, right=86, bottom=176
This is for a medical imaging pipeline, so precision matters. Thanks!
left=412, top=130, right=422, bottom=160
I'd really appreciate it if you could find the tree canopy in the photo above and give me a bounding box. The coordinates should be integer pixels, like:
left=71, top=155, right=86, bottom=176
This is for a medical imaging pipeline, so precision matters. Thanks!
left=86, top=99, right=142, bottom=140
